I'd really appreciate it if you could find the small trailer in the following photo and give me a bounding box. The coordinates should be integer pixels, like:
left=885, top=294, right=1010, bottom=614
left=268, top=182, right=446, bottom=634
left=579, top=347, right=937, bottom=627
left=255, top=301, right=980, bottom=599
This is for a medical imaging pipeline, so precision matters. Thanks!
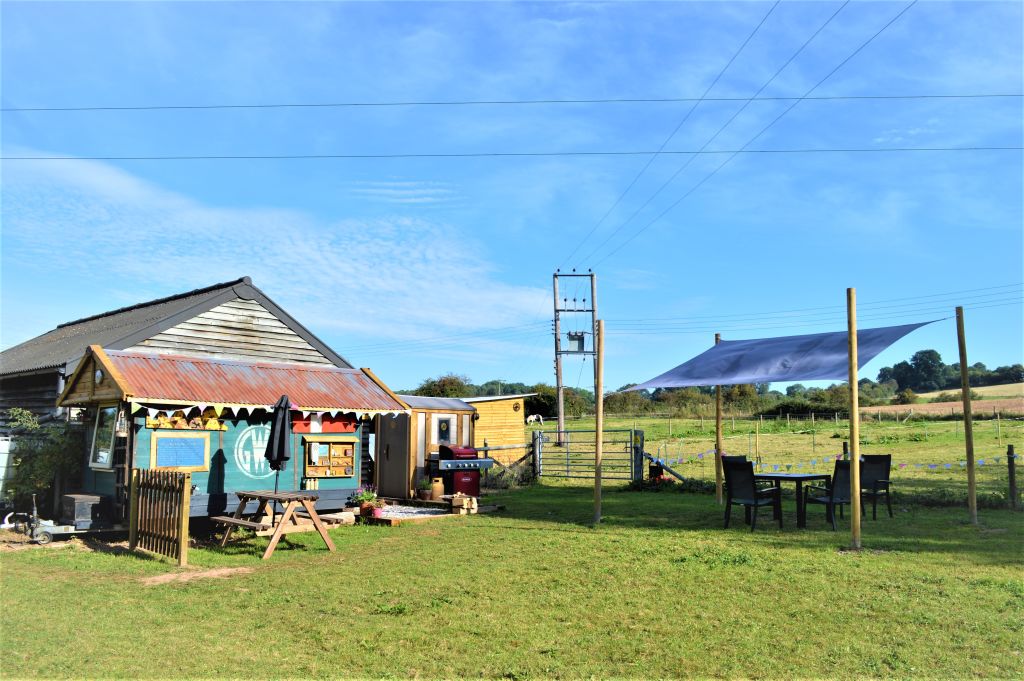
left=4, top=494, right=126, bottom=544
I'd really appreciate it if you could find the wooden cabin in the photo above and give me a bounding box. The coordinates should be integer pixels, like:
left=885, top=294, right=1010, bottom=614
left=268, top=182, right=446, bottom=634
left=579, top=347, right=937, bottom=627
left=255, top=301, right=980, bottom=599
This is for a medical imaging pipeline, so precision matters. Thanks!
left=56, top=346, right=407, bottom=519
left=375, top=395, right=476, bottom=499
left=463, top=394, right=536, bottom=465
left=0, top=276, right=403, bottom=514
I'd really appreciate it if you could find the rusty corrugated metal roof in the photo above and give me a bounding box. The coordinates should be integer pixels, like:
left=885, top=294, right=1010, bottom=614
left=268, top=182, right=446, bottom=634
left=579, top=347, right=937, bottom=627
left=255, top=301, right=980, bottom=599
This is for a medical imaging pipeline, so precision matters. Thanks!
left=103, top=349, right=405, bottom=412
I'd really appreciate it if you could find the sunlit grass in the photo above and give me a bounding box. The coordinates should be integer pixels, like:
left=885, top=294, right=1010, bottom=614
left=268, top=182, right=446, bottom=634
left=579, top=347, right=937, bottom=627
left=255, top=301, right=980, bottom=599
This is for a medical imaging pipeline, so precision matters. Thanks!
left=2, top=484, right=1021, bottom=679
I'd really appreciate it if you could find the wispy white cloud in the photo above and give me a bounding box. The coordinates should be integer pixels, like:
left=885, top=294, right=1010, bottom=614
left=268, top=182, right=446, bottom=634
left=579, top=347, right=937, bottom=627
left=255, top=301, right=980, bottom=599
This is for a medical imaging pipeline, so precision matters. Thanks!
left=349, top=180, right=460, bottom=204
left=1, top=152, right=548, bottom=363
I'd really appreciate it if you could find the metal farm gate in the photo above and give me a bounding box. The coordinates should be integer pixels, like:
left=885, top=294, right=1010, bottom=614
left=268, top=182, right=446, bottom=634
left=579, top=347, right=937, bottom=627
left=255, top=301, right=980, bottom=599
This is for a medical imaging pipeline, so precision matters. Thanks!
left=536, top=429, right=644, bottom=481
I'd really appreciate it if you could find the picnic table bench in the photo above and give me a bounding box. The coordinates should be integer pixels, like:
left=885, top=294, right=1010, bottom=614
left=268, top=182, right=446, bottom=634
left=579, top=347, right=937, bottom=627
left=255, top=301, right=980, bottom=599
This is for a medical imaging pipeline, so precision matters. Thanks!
left=213, top=490, right=336, bottom=560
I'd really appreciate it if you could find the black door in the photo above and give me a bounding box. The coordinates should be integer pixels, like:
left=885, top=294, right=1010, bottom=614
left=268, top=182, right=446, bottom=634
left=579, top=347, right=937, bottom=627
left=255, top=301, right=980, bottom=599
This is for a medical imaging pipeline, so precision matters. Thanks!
left=376, top=414, right=410, bottom=499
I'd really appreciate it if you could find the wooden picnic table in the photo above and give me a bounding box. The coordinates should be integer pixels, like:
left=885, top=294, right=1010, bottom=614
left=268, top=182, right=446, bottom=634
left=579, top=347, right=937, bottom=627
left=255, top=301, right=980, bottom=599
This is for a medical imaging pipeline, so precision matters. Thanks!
left=213, top=490, right=336, bottom=560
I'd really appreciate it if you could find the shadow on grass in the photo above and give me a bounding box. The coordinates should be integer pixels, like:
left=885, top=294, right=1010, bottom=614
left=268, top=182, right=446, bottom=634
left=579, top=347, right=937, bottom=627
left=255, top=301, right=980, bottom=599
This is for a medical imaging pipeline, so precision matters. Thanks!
left=487, top=483, right=1024, bottom=565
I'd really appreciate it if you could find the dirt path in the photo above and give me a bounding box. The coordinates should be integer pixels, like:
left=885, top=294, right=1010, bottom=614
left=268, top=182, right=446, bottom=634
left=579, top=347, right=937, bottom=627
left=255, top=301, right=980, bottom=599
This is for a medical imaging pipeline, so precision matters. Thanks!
left=141, top=567, right=253, bottom=586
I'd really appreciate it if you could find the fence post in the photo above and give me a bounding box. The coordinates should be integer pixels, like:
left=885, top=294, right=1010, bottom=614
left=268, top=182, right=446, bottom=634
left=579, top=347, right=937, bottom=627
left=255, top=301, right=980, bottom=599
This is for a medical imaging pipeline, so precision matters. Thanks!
left=532, top=430, right=543, bottom=478
left=177, top=472, right=191, bottom=567
left=128, top=468, right=139, bottom=550
left=632, top=430, right=645, bottom=482
left=1008, top=445, right=1018, bottom=511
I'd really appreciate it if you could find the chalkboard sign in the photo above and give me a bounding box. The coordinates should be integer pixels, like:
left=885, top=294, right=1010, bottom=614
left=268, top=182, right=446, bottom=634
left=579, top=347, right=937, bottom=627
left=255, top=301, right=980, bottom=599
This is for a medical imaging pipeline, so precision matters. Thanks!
left=153, top=433, right=209, bottom=470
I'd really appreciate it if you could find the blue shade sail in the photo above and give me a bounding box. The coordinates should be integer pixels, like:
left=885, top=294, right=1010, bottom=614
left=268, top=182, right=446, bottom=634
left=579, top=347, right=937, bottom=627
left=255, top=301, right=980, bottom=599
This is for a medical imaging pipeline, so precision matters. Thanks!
left=626, top=321, right=935, bottom=391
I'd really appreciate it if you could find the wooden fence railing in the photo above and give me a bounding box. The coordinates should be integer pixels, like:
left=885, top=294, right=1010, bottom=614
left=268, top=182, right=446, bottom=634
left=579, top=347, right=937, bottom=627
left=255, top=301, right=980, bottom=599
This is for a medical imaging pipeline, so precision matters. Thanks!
left=129, top=469, right=191, bottom=566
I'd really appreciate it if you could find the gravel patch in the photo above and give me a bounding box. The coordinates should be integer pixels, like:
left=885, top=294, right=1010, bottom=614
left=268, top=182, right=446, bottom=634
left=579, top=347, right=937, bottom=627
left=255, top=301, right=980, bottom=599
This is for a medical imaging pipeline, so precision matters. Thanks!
left=381, top=505, right=449, bottom=519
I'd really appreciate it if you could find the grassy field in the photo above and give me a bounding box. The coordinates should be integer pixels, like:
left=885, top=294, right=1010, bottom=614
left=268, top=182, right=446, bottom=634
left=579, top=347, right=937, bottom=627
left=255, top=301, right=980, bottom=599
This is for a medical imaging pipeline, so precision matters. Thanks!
left=916, top=382, right=1024, bottom=401
left=2, top=484, right=1022, bottom=679
left=543, top=415, right=1023, bottom=506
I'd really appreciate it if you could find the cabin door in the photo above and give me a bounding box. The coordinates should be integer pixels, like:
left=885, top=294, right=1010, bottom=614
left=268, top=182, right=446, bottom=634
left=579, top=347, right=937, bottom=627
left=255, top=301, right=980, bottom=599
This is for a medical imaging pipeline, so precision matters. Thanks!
left=376, top=415, right=410, bottom=499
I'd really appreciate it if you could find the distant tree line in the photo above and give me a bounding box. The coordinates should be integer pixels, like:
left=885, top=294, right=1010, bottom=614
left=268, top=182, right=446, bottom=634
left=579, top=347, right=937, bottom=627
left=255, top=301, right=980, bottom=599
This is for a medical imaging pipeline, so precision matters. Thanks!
left=875, top=350, right=1023, bottom=393
left=404, top=374, right=595, bottom=418
left=407, top=349, right=1021, bottom=418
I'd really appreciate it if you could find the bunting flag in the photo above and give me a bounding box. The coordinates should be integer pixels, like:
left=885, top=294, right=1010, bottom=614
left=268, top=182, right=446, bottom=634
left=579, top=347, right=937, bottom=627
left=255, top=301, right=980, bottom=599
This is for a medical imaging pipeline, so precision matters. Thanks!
left=654, top=453, right=1011, bottom=474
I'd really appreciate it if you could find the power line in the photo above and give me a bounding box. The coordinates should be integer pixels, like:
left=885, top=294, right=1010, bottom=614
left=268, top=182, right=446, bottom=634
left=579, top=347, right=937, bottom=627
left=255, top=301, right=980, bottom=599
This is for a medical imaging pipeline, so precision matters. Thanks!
left=577, top=0, right=850, bottom=266
left=609, top=283, right=1022, bottom=323
left=8, top=93, right=1015, bottom=113
left=609, top=286, right=1024, bottom=326
left=608, top=297, right=1021, bottom=334
left=557, top=0, right=781, bottom=270
left=604, top=298, right=1022, bottom=336
left=5, top=146, right=1018, bottom=162
left=593, top=0, right=922, bottom=266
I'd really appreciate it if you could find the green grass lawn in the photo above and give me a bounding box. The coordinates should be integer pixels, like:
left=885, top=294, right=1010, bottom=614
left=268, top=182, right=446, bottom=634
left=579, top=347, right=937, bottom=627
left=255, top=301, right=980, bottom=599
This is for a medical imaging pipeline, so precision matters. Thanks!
left=2, top=484, right=1022, bottom=679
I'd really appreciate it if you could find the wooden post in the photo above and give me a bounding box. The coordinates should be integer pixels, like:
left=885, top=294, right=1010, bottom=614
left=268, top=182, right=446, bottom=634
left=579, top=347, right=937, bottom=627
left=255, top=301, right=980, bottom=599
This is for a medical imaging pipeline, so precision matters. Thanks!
left=1007, top=445, right=1018, bottom=511
left=996, top=413, right=1001, bottom=447
left=811, top=412, right=817, bottom=453
left=128, top=468, right=139, bottom=549
left=177, top=472, right=191, bottom=567
left=593, top=319, right=605, bottom=525
left=714, top=332, right=724, bottom=505
left=956, top=306, right=978, bottom=524
left=754, top=419, right=760, bottom=459
left=848, top=288, right=862, bottom=550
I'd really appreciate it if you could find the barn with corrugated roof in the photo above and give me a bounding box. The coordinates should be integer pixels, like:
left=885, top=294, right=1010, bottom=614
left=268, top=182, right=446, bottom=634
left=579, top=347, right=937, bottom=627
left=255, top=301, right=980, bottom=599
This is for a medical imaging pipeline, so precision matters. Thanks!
left=0, top=277, right=409, bottom=519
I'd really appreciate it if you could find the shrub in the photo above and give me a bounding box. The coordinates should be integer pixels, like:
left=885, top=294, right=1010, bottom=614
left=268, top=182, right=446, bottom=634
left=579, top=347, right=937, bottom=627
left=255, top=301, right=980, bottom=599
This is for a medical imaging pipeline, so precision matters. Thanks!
left=892, top=389, right=918, bottom=405
left=5, top=408, right=85, bottom=509
left=929, top=390, right=981, bottom=403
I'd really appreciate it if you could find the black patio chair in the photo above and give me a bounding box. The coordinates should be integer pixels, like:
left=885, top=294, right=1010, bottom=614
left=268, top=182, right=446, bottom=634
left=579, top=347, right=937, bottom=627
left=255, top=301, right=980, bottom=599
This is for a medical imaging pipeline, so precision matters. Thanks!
left=803, top=460, right=851, bottom=531
left=721, top=455, right=748, bottom=464
left=860, top=454, right=893, bottom=519
left=723, top=459, right=782, bottom=532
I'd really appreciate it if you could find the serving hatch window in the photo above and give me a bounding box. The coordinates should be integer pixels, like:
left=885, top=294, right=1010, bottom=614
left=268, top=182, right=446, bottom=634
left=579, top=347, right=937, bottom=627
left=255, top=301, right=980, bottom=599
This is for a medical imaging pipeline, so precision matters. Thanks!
left=90, top=405, right=117, bottom=470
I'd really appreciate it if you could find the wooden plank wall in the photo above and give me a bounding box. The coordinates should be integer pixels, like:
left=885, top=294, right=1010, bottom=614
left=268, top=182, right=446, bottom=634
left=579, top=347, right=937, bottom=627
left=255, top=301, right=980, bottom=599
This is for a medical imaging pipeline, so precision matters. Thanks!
left=472, top=398, right=528, bottom=465
left=130, top=298, right=333, bottom=365
left=0, top=372, right=62, bottom=426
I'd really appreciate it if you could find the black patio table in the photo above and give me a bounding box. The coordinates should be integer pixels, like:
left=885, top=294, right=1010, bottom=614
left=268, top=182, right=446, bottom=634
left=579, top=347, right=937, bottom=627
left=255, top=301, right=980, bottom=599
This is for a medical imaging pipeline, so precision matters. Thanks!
left=754, top=472, right=831, bottom=528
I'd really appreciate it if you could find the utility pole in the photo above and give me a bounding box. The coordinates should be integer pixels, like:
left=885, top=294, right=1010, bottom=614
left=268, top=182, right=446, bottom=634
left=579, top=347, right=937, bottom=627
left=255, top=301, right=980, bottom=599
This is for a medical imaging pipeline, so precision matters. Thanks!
left=553, top=270, right=598, bottom=443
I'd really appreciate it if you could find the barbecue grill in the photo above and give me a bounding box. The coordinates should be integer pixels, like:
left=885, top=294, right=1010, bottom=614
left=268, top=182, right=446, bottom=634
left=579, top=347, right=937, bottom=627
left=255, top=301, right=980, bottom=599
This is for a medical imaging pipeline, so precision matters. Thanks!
left=434, top=446, right=494, bottom=497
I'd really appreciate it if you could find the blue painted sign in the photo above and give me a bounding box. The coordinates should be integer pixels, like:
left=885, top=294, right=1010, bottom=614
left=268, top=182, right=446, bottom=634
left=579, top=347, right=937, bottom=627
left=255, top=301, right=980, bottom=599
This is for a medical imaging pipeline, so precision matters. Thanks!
left=156, top=436, right=207, bottom=468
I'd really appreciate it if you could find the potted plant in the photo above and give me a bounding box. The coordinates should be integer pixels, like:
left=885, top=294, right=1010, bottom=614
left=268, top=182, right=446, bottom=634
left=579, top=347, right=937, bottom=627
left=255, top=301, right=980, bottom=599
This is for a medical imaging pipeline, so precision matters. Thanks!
left=348, top=486, right=378, bottom=516
left=372, top=499, right=387, bottom=519
left=416, top=478, right=432, bottom=501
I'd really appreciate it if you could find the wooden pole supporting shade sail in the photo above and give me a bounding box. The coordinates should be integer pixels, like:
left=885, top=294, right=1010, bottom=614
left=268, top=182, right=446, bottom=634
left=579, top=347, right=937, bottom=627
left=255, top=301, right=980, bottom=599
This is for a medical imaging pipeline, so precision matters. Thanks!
left=714, top=332, right=724, bottom=505
left=593, top=319, right=605, bottom=525
left=956, top=306, right=978, bottom=525
left=847, top=288, right=862, bottom=550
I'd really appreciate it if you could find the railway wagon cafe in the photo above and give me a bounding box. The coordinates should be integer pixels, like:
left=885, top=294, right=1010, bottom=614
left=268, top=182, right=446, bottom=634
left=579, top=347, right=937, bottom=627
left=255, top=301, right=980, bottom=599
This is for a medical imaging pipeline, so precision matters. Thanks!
left=56, top=345, right=407, bottom=519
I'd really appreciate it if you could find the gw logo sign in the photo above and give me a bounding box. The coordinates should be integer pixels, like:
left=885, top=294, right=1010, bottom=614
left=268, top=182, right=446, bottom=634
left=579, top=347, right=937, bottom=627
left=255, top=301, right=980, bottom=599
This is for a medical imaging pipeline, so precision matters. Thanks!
left=234, top=424, right=275, bottom=479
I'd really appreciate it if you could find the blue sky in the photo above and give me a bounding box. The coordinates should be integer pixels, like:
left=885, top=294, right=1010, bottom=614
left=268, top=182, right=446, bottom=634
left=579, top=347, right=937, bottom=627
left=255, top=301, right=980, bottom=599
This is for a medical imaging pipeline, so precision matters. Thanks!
left=2, top=1, right=1021, bottom=392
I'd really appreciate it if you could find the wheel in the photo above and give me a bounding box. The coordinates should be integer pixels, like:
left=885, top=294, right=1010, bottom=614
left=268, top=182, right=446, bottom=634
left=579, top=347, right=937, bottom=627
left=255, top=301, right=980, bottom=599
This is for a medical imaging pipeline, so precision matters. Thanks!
left=34, top=531, right=53, bottom=545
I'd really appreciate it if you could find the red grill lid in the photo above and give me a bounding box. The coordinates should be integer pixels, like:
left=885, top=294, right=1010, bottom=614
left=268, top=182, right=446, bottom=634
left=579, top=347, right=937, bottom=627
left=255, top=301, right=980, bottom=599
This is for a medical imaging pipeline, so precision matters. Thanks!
left=440, top=445, right=478, bottom=459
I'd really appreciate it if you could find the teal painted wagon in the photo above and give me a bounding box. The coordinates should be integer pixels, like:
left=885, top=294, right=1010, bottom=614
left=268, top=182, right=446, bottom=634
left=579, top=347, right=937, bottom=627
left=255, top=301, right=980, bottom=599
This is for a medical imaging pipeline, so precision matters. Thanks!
left=57, top=345, right=408, bottom=520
